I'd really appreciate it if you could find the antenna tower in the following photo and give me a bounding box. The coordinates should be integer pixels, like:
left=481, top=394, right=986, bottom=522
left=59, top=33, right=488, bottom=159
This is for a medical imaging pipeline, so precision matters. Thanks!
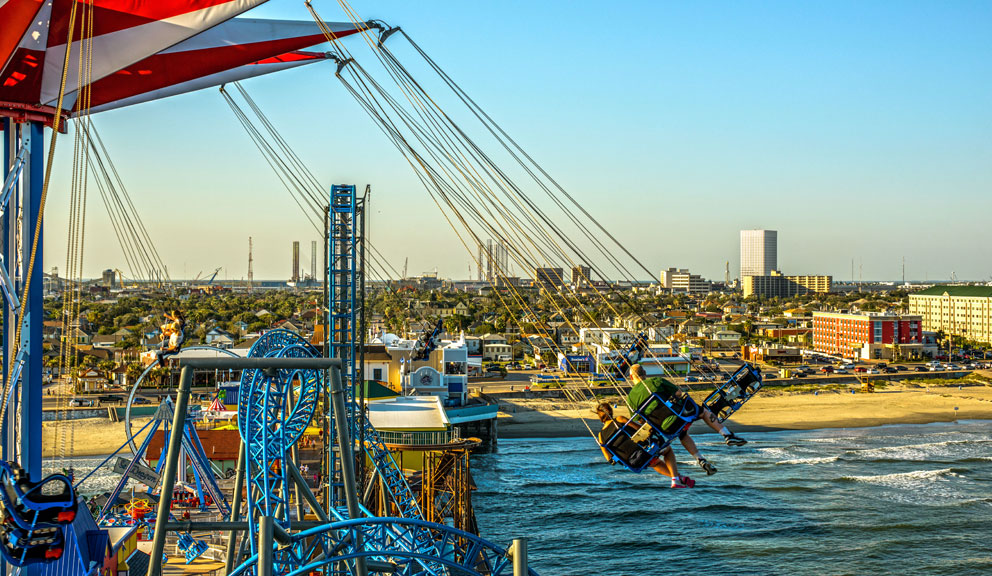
left=248, top=237, right=254, bottom=292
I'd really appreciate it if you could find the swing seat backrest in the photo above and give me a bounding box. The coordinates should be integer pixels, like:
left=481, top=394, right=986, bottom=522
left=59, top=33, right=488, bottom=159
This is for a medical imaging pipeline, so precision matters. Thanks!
left=601, top=422, right=655, bottom=472
left=627, top=378, right=694, bottom=435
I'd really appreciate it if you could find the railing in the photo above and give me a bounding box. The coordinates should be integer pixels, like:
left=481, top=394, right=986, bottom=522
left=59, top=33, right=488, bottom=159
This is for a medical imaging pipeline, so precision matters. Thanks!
left=376, top=428, right=461, bottom=446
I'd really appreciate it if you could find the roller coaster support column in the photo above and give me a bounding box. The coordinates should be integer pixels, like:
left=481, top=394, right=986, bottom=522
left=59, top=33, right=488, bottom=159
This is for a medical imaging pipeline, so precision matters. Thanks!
left=225, top=441, right=247, bottom=575
left=330, top=363, right=367, bottom=576
left=1, top=120, right=44, bottom=479
left=258, top=515, right=274, bottom=576
left=511, top=539, right=528, bottom=576
left=149, top=364, right=195, bottom=576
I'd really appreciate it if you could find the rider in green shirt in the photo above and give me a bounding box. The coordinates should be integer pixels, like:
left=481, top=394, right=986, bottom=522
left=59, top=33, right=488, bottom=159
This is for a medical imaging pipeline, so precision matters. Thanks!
left=628, top=363, right=747, bottom=476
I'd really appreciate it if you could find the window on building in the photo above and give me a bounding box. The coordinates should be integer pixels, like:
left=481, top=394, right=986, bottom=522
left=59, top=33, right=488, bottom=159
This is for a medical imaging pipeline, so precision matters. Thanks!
left=372, top=368, right=383, bottom=381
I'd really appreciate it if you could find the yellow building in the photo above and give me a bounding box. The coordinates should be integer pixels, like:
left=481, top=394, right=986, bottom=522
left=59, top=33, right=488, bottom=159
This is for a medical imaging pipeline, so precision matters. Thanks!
left=908, top=286, right=992, bottom=345
left=743, top=271, right=832, bottom=298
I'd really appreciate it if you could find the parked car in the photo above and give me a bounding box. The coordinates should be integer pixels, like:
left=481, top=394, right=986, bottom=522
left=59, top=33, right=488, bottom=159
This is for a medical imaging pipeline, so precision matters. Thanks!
left=834, top=369, right=848, bottom=374
left=684, top=375, right=700, bottom=382
left=895, top=366, right=907, bottom=372
left=794, top=372, right=806, bottom=378
left=853, top=367, right=868, bottom=373
left=68, top=398, right=94, bottom=407
left=133, top=396, right=152, bottom=404
left=883, top=367, right=897, bottom=373
left=820, top=366, right=834, bottom=373
left=913, top=366, right=928, bottom=372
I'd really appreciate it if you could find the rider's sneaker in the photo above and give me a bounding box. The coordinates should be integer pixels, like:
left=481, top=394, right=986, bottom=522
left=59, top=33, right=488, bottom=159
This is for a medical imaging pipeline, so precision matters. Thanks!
left=679, top=475, right=696, bottom=488
left=697, top=458, right=717, bottom=475
left=670, top=477, right=687, bottom=489
left=724, top=432, right=747, bottom=446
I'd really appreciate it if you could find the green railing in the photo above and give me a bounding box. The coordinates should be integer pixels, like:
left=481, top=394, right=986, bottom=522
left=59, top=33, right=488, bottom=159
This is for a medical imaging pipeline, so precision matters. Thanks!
left=376, top=428, right=461, bottom=446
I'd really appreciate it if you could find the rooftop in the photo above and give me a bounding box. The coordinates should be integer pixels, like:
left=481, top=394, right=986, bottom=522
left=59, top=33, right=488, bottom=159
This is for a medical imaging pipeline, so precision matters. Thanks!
left=914, top=285, right=992, bottom=298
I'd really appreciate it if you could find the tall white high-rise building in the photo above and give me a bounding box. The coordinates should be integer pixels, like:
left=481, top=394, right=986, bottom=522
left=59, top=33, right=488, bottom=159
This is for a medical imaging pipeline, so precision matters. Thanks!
left=740, top=230, right=777, bottom=278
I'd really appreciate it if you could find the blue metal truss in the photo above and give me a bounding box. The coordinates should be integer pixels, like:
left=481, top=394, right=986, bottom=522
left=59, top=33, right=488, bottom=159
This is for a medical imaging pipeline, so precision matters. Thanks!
left=239, top=330, right=323, bottom=571
left=229, top=517, right=537, bottom=576
left=363, top=420, right=423, bottom=519
left=2, top=119, right=44, bottom=480
left=326, top=184, right=360, bottom=510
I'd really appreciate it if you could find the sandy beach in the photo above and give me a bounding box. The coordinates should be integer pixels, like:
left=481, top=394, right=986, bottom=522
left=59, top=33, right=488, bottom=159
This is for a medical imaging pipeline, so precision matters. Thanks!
left=42, top=416, right=156, bottom=458
left=496, top=378, right=992, bottom=438
left=42, top=378, right=992, bottom=457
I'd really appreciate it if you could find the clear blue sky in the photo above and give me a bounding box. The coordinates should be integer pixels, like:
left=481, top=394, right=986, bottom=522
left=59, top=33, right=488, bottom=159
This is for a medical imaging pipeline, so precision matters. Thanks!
left=45, top=0, right=992, bottom=283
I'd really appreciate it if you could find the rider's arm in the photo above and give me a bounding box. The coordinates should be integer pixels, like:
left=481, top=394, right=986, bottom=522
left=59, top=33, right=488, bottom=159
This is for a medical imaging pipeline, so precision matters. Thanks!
left=597, top=431, right=612, bottom=462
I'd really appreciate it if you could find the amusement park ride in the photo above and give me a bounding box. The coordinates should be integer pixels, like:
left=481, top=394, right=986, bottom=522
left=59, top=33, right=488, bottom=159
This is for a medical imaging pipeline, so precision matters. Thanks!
left=0, top=2, right=534, bottom=575
left=2, top=1, right=764, bottom=574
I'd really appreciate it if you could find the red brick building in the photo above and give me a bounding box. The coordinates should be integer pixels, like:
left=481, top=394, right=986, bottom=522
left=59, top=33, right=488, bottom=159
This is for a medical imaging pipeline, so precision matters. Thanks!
left=812, top=312, right=923, bottom=359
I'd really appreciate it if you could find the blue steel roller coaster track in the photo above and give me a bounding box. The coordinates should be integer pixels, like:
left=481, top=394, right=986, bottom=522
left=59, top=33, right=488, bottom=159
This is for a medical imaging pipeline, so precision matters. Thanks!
left=233, top=329, right=536, bottom=576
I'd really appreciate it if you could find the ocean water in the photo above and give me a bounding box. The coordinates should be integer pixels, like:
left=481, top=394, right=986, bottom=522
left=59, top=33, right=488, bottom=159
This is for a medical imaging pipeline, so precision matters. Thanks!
left=471, top=421, right=992, bottom=576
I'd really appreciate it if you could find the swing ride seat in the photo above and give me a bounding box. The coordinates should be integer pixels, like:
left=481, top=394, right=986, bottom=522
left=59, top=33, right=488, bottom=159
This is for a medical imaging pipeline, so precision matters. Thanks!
left=626, top=377, right=701, bottom=436
left=600, top=422, right=663, bottom=472
left=0, top=461, right=75, bottom=566
left=0, top=461, right=77, bottom=531
left=0, top=518, right=65, bottom=567
left=177, top=532, right=209, bottom=563
left=701, top=364, right=763, bottom=423
left=602, top=380, right=699, bottom=473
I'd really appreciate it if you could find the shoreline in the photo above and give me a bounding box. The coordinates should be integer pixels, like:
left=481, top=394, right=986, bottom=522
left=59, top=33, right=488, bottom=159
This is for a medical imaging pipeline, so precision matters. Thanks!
left=499, top=418, right=992, bottom=440
left=496, top=380, right=992, bottom=439
left=42, top=381, right=992, bottom=456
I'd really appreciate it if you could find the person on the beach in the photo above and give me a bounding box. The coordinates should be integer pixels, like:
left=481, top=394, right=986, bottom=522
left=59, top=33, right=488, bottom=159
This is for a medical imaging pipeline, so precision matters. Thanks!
left=628, top=363, right=747, bottom=476
left=596, top=402, right=695, bottom=488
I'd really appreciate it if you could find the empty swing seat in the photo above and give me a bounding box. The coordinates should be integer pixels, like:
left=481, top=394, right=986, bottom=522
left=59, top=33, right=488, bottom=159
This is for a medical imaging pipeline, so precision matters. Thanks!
left=0, top=462, right=77, bottom=531
left=702, top=364, right=763, bottom=422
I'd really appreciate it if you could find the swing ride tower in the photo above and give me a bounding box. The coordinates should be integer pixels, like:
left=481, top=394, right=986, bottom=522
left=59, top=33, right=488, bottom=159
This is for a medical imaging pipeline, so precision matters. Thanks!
left=1, top=118, right=45, bottom=481
left=0, top=0, right=366, bottom=484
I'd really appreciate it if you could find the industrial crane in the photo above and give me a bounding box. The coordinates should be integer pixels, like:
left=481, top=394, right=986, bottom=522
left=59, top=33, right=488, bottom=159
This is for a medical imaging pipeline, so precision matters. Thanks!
left=205, top=267, right=222, bottom=285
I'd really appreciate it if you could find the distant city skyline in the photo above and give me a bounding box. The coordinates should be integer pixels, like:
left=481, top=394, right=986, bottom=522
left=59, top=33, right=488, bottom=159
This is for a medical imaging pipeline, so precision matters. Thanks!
left=38, top=1, right=992, bottom=283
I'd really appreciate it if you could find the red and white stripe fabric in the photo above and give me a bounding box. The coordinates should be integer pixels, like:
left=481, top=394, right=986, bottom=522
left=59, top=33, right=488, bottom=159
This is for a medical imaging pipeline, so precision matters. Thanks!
left=78, top=18, right=361, bottom=114
left=0, top=0, right=361, bottom=119
left=87, top=50, right=336, bottom=114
